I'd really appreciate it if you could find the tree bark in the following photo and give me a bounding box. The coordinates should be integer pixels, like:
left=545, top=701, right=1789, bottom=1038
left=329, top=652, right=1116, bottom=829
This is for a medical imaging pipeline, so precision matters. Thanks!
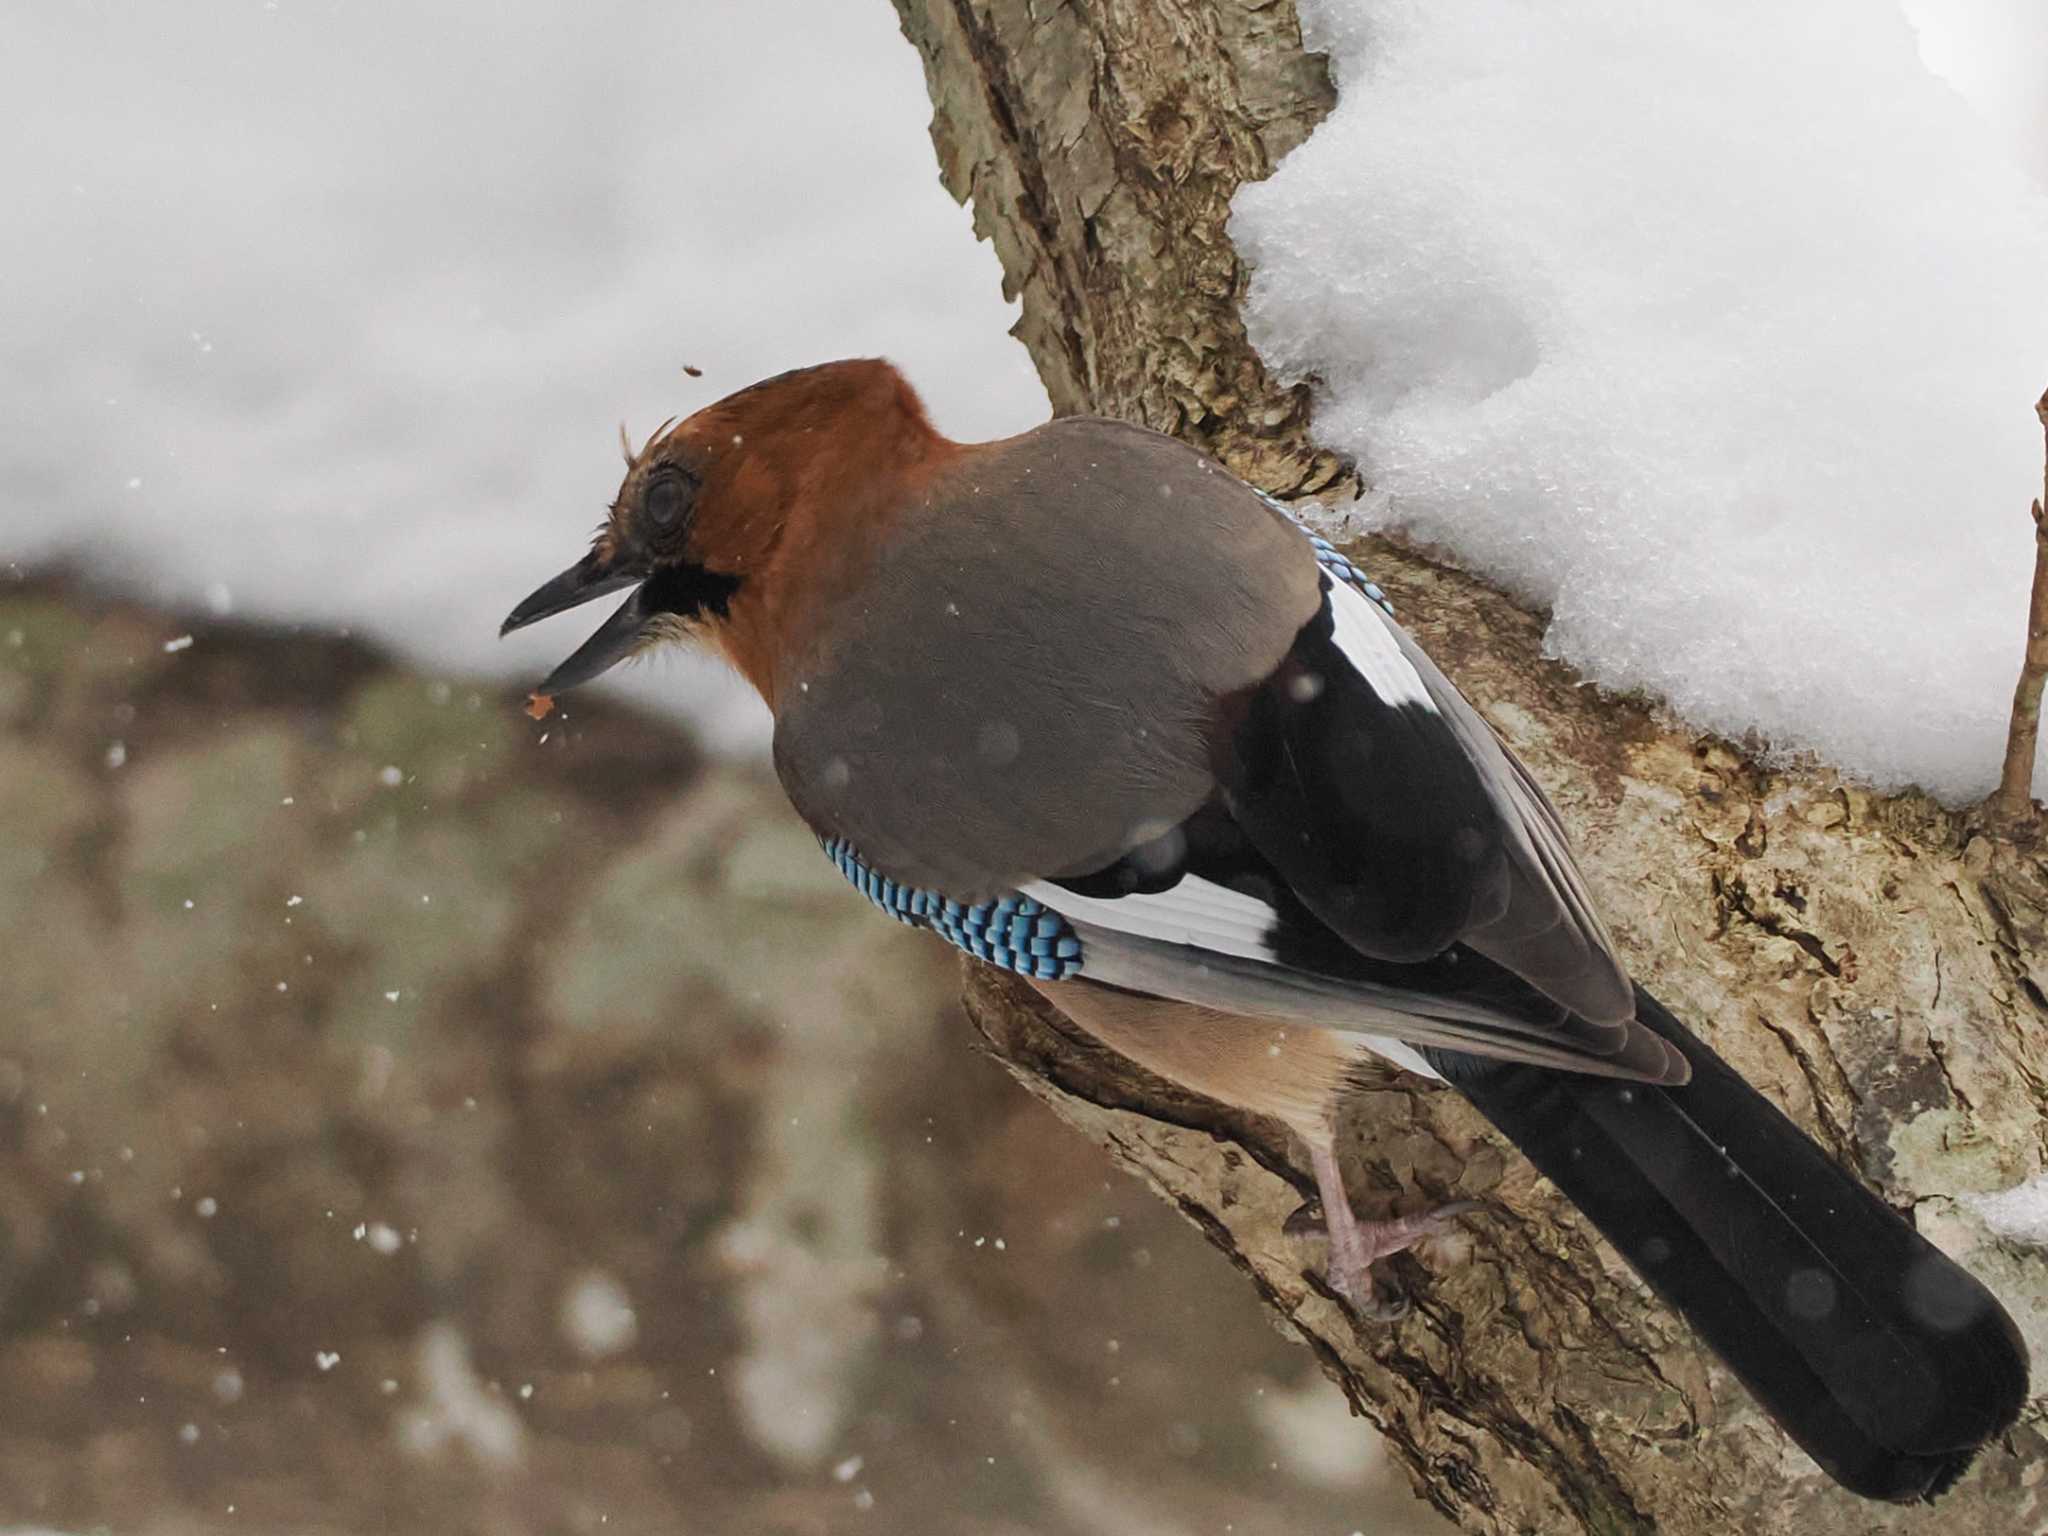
left=888, top=2, right=2048, bottom=1530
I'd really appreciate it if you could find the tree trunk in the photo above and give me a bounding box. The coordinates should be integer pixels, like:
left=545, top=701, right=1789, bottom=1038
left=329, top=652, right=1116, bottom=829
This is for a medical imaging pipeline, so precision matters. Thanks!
left=888, top=2, right=2047, bottom=1530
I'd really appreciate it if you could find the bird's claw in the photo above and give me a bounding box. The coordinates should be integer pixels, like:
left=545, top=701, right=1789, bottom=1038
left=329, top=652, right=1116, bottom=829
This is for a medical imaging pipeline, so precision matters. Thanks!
left=1328, top=1265, right=1412, bottom=1322
left=1303, top=1196, right=1484, bottom=1321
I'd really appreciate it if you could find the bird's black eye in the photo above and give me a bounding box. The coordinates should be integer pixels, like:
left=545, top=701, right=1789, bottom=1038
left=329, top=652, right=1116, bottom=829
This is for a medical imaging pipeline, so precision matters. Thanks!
left=644, top=473, right=687, bottom=531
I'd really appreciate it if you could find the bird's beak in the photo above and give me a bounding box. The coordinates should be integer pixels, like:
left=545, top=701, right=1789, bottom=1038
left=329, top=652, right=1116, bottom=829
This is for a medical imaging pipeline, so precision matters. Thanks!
left=500, top=549, right=652, bottom=694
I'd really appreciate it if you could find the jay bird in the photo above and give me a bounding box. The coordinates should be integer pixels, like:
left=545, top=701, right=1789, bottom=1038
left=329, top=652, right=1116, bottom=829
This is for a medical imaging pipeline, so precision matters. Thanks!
left=503, top=358, right=2027, bottom=1501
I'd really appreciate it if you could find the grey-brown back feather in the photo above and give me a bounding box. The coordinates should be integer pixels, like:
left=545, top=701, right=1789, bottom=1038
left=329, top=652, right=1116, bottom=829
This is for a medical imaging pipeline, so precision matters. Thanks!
left=773, top=417, right=1321, bottom=898
left=775, top=413, right=1655, bottom=1080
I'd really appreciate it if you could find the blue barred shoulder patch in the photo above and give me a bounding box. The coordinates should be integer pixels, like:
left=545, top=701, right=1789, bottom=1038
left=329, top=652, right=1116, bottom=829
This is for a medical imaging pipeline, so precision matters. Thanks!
left=1306, top=534, right=1395, bottom=619
left=1255, top=490, right=1396, bottom=618
left=820, top=836, right=1084, bottom=981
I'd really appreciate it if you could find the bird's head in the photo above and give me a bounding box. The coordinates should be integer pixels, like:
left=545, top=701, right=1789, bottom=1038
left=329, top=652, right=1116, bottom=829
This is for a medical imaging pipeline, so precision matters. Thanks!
left=502, top=358, right=951, bottom=704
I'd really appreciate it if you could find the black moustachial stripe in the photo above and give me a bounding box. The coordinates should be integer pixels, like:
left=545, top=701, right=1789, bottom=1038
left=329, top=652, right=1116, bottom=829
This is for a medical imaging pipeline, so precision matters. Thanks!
left=641, top=559, right=742, bottom=622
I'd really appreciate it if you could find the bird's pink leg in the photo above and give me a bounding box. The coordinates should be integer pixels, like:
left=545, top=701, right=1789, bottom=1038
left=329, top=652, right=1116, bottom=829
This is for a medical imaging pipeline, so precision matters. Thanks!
left=1307, top=1140, right=1477, bottom=1317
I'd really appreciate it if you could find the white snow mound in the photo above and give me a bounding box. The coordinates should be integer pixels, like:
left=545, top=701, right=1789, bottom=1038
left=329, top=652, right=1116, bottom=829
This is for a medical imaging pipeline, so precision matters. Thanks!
left=1234, top=0, right=2048, bottom=801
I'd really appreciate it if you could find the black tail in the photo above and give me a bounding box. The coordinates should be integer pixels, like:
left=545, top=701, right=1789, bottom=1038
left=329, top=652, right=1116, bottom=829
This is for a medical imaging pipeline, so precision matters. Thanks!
left=1435, top=987, right=2029, bottom=1502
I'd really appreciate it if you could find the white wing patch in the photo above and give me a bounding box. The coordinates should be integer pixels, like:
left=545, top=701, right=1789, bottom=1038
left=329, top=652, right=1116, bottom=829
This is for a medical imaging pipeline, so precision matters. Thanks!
left=1352, top=1034, right=1444, bottom=1081
left=1327, top=577, right=1434, bottom=710
left=1027, top=877, right=1447, bottom=1083
left=1021, top=874, right=1279, bottom=962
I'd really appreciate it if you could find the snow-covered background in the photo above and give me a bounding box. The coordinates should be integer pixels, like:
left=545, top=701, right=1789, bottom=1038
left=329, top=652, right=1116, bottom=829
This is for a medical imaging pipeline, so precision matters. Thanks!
left=6, top=0, right=2048, bottom=797
left=1237, top=0, right=2048, bottom=802
left=2, top=0, right=1049, bottom=752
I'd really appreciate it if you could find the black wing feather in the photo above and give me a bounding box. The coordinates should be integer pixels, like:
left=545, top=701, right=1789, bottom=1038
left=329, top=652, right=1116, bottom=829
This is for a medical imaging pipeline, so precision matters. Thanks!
left=1220, top=573, right=1632, bottom=1024
left=1053, top=801, right=1682, bottom=1083
left=1215, top=581, right=1511, bottom=963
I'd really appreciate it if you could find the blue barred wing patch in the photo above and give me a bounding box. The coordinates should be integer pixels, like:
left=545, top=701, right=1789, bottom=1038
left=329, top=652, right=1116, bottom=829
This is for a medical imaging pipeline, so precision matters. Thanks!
left=821, top=836, right=1084, bottom=981
left=1307, top=535, right=1394, bottom=618
left=1254, top=490, right=1396, bottom=618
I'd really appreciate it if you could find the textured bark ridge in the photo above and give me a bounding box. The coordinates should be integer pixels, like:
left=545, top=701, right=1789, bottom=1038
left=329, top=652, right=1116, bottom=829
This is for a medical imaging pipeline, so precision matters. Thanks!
left=890, top=2, right=2048, bottom=1529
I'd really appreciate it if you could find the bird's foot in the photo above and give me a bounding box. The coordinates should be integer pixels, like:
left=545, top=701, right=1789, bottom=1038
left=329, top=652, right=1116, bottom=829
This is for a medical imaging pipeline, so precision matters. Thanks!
left=1300, top=1140, right=1480, bottom=1320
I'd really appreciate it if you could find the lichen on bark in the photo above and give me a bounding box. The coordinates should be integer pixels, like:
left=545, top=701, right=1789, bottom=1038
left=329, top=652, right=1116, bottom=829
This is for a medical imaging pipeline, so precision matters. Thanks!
left=888, top=1, right=2048, bottom=1528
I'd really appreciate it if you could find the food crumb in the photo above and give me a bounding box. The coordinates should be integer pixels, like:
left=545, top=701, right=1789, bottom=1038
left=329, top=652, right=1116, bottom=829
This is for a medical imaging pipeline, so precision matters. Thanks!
left=524, top=692, right=555, bottom=721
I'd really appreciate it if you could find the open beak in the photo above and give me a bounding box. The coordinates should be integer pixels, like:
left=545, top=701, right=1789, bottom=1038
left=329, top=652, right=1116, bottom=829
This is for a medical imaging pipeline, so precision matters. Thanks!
left=500, top=549, right=651, bottom=693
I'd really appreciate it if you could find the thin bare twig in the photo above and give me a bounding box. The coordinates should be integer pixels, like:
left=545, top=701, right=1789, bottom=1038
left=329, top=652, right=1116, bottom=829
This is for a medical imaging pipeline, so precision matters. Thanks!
left=1987, top=387, right=2048, bottom=836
